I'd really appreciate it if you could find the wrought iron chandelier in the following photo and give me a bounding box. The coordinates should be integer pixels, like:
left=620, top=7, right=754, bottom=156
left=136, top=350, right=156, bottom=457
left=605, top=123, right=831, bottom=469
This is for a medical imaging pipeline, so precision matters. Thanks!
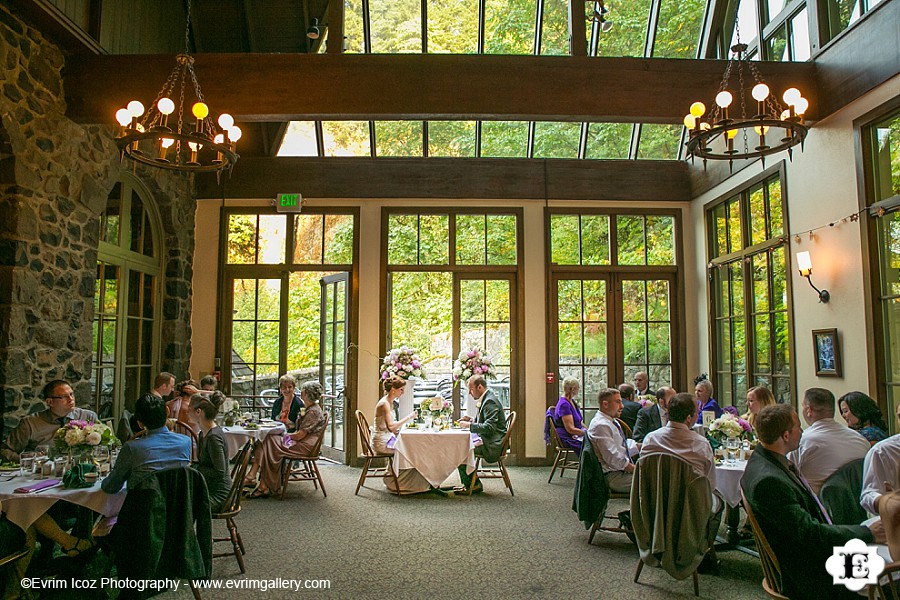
left=684, top=25, right=809, bottom=170
left=114, top=0, right=239, bottom=177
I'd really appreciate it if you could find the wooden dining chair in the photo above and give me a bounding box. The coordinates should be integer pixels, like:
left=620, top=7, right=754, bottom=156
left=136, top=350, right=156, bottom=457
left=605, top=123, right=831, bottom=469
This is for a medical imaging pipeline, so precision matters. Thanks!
left=213, top=440, right=253, bottom=574
left=547, top=414, right=579, bottom=483
left=616, top=418, right=633, bottom=440
left=280, top=412, right=329, bottom=499
left=741, top=489, right=786, bottom=599
left=354, top=410, right=401, bottom=495
left=468, top=411, right=516, bottom=496
left=868, top=562, right=900, bottom=600
left=172, top=419, right=200, bottom=461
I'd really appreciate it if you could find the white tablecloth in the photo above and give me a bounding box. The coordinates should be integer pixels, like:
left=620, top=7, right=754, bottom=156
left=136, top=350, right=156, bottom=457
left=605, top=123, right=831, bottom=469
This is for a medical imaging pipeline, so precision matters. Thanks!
left=222, top=423, right=286, bottom=458
left=394, top=429, right=475, bottom=488
left=0, top=473, right=127, bottom=530
left=714, top=459, right=748, bottom=508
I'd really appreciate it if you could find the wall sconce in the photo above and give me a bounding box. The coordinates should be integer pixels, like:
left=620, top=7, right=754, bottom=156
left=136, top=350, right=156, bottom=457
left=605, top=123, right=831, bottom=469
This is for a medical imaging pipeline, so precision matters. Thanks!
left=796, top=251, right=830, bottom=303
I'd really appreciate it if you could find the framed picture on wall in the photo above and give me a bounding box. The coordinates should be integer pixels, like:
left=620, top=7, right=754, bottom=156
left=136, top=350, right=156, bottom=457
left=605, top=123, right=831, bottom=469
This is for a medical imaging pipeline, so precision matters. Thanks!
left=812, top=328, right=842, bottom=377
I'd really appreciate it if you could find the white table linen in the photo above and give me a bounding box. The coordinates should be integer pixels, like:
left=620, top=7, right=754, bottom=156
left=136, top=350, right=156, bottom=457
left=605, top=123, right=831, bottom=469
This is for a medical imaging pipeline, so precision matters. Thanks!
left=714, top=459, right=748, bottom=508
left=393, top=429, right=475, bottom=488
left=222, top=422, right=286, bottom=458
left=0, top=473, right=126, bottom=530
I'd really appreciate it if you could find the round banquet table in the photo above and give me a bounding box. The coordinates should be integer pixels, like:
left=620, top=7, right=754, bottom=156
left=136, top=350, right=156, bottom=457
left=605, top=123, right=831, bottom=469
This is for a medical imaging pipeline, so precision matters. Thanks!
left=714, top=458, right=749, bottom=547
left=393, top=428, right=476, bottom=488
left=222, top=422, right=286, bottom=459
left=0, top=471, right=126, bottom=531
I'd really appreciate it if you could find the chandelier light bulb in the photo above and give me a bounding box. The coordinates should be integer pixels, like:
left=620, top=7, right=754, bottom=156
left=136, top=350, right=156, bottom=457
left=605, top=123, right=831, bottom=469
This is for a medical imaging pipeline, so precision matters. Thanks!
left=115, top=108, right=132, bottom=127
left=227, top=126, right=242, bottom=142
left=783, top=88, right=802, bottom=106
left=192, top=102, right=209, bottom=119
left=683, top=114, right=698, bottom=129
left=214, top=134, right=224, bottom=144
left=218, top=113, right=234, bottom=129
left=726, top=128, right=739, bottom=139
left=161, top=138, right=175, bottom=148
left=127, top=100, right=145, bottom=118
left=188, top=141, right=202, bottom=151
left=754, top=125, right=770, bottom=135
left=715, top=91, right=733, bottom=108
left=700, top=122, right=711, bottom=131
left=751, top=84, right=770, bottom=102
left=135, top=123, right=145, bottom=133
left=157, top=98, right=175, bottom=115
left=795, top=97, right=809, bottom=115
left=781, top=109, right=791, bottom=120
left=690, top=102, right=706, bottom=118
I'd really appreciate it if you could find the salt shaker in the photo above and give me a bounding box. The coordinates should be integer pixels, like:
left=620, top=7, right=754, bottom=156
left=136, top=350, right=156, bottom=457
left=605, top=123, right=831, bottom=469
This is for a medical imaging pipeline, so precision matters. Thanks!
left=41, top=459, right=54, bottom=478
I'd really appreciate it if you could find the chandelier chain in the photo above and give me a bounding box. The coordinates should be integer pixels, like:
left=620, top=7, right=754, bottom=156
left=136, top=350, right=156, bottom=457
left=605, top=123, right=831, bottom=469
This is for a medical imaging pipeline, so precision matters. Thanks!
left=183, top=0, right=192, bottom=55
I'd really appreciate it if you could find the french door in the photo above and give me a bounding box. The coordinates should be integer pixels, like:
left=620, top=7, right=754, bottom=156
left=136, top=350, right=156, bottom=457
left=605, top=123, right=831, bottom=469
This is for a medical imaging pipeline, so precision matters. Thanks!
left=319, top=273, right=348, bottom=462
left=549, top=272, right=677, bottom=420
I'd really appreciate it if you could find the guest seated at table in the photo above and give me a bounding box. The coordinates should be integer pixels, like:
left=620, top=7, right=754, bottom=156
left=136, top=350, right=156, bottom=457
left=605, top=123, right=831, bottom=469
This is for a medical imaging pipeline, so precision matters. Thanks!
left=740, top=404, right=884, bottom=599
left=457, top=375, right=507, bottom=493
left=860, top=402, right=900, bottom=515
left=188, top=391, right=230, bottom=512
left=587, top=388, right=640, bottom=493
left=200, top=375, right=218, bottom=391
left=617, top=383, right=641, bottom=433
left=102, top=394, right=192, bottom=493
left=742, top=385, right=776, bottom=430
left=693, top=375, right=723, bottom=424
left=244, top=381, right=327, bottom=498
left=272, top=374, right=304, bottom=432
left=2, top=380, right=99, bottom=462
left=633, top=386, right=675, bottom=443
left=166, top=380, right=201, bottom=431
left=372, top=377, right=428, bottom=494
left=788, top=388, right=870, bottom=495
left=640, top=392, right=723, bottom=573
left=553, top=377, right=586, bottom=456
left=839, top=391, right=889, bottom=445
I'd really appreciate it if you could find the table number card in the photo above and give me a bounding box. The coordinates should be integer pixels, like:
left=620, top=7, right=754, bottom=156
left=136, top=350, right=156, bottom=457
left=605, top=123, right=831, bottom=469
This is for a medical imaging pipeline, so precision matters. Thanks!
left=702, top=410, right=716, bottom=427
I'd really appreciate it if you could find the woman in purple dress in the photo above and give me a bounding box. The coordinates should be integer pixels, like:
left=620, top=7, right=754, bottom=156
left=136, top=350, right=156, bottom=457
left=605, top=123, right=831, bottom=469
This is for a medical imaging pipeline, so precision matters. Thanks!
left=554, top=377, right=587, bottom=455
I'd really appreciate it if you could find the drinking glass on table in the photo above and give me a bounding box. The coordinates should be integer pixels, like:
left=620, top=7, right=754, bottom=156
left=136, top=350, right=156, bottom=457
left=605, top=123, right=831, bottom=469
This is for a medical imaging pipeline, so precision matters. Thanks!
left=725, top=438, right=740, bottom=466
left=20, top=451, right=35, bottom=477
left=93, top=446, right=111, bottom=477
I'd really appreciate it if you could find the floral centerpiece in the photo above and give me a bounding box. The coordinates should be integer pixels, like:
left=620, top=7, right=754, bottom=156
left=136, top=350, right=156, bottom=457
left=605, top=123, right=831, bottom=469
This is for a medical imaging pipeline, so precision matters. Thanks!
left=452, top=347, right=497, bottom=384
left=53, top=420, right=119, bottom=462
left=380, top=347, right=425, bottom=381
left=222, top=398, right=241, bottom=426
left=422, top=396, right=453, bottom=429
left=637, top=395, right=655, bottom=408
left=707, top=413, right=754, bottom=443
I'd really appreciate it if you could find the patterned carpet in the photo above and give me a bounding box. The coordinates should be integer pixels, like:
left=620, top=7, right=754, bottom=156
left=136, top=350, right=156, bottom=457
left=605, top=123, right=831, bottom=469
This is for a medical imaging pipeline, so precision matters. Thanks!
left=163, top=462, right=766, bottom=599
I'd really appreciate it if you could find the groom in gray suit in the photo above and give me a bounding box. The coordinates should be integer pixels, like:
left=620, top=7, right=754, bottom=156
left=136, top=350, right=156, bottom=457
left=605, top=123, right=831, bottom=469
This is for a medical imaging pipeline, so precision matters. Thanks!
left=457, top=375, right=507, bottom=493
left=632, top=386, right=675, bottom=443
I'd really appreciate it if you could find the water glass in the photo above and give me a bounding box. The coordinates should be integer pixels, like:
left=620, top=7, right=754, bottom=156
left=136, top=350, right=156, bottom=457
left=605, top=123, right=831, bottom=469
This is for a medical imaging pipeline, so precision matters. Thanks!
left=20, top=451, right=35, bottom=477
left=93, top=446, right=111, bottom=477
left=725, top=438, right=740, bottom=466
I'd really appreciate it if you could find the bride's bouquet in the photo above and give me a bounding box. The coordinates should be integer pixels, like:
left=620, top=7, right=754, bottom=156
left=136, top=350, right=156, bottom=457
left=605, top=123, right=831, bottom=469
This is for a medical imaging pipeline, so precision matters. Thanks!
left=452, top=347, right=497, bottom=384
left=380, top=346, right=425, bottom=380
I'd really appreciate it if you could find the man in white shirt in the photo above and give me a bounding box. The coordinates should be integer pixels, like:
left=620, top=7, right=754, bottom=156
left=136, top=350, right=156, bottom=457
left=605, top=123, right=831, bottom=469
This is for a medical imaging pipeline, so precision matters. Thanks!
left=861, top=401, right=900, bottom=514
left=641, top=392, right=723, bottom=572
left=587, top=388, right=640, bottom=493
left=788, top=387, right=870, bottom=495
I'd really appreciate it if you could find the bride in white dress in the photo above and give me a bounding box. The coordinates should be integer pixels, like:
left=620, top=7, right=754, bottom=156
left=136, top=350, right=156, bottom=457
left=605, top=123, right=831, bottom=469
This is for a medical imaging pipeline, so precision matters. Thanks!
left=372, top=376, right=430, bottom=494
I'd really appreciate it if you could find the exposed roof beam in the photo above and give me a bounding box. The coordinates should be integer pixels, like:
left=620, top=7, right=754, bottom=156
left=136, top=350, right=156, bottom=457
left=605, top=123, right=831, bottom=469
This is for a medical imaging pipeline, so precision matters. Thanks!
left=195, top=157, right=692, bottom=201
left=63, top=53, right=818, bottom=124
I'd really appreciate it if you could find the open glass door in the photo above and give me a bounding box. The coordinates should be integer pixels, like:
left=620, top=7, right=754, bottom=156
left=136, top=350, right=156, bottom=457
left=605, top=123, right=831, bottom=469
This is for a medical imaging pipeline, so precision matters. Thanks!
left=319, top=273, right=348, bottom=462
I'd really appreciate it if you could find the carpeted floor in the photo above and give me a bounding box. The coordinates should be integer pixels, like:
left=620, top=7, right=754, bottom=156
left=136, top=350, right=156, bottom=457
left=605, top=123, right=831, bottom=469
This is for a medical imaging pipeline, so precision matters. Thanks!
left=164, top=463, right=767, bottom=600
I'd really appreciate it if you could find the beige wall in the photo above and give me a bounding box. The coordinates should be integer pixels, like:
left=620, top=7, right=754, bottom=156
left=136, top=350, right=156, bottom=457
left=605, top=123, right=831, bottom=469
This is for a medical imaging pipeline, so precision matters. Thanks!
left=689, top=73, right=900, bottom=417
left=192, top=197, right=689, bottom=459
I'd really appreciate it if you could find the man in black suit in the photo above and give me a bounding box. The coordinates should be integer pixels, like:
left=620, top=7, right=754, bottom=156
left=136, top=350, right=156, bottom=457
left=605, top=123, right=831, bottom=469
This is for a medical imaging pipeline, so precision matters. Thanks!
left=633, top=371, right=654, bottom=398
left=617, top=383, right=641, bottom=432
left=632, top=386, right=675, bottom=443
left=740, top=404, right=884, bottom=599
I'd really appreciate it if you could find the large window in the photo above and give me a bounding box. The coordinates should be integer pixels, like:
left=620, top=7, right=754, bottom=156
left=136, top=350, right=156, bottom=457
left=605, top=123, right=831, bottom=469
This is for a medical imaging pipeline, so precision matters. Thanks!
left=707, top=170, right=792, bottom=411
left=866, top=107, right=900, bottom=431
left=548, top=210, right=680, bottom=418
left=91, top=176, right=162, bottom=418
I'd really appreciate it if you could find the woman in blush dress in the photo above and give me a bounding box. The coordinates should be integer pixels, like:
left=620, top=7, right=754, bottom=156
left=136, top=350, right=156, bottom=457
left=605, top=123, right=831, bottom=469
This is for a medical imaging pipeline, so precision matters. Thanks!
left=372, top=376, right=430, bottom=494
left=188, top=391, right=230, bottom=512
left=553, top=377, right=586, bottom=455
left=244, top=381, right=327, bottom=498
left=839, top=391, right=889, bottom=445
left=742, top=385, right=776, bottom=430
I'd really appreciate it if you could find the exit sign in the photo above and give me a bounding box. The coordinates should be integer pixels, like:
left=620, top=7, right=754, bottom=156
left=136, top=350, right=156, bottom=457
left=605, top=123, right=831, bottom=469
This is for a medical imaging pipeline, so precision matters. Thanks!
left=276, top=193, right=303, bottom=213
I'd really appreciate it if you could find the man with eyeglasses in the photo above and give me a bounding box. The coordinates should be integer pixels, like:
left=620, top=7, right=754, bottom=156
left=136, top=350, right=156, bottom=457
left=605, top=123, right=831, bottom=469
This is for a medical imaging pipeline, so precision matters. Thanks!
left=1, top=379, right=99, bottom=462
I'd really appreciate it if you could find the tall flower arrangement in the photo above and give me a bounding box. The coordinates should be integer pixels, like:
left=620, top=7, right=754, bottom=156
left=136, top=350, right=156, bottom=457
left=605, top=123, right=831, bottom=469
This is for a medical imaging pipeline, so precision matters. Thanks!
left=452, top=347, right=497, bottom=384
left=707, top=413, right=754, bottom=442
left=380, top=347, right=425, bottom=380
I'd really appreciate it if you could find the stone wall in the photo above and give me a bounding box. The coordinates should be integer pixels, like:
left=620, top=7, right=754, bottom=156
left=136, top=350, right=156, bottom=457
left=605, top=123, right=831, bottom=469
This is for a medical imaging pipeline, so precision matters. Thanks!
left=0, top=3, right=195, bottom=437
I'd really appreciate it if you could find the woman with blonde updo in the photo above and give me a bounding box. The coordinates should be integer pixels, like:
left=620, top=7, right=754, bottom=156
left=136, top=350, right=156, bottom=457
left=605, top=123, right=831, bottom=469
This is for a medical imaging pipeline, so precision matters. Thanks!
left=188, top=391, right=230, bottom=512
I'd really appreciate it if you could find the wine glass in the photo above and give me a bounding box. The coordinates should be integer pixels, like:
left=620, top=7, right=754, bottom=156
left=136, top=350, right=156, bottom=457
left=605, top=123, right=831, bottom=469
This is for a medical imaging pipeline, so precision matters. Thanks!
left=93, top=446, right=111, bottom=477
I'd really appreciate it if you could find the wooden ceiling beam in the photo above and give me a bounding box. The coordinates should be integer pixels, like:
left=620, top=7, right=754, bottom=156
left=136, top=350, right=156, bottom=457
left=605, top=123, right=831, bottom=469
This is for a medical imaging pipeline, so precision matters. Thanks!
left=63, top=53, right=818, bottom=124
left=195, top=156, right=692, bottom=201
